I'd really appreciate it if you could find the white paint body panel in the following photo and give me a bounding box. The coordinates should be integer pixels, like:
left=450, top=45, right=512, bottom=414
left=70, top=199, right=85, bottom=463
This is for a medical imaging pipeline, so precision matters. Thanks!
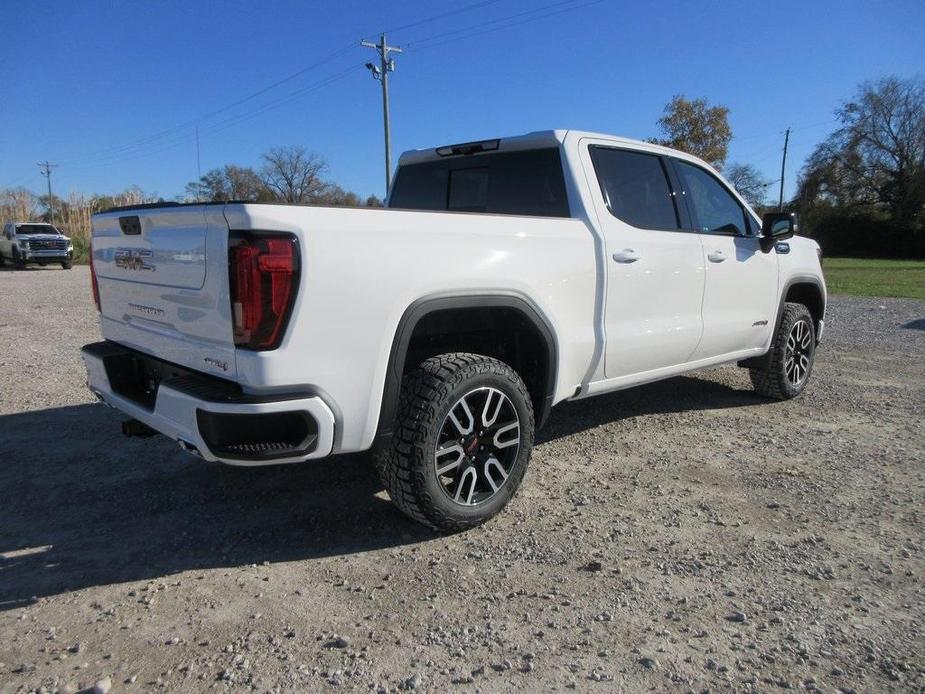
left=222, top=204, right=597, bottom=451
left=85, top=129, right=826, bottom=464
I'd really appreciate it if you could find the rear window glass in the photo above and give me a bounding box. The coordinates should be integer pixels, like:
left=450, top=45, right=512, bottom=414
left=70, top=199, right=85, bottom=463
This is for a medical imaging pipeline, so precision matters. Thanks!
left=448, top=167, right=488, bottom=212
left=389, top=148, right=570, bottom=217
left=590, top=147, right=680, bottom=230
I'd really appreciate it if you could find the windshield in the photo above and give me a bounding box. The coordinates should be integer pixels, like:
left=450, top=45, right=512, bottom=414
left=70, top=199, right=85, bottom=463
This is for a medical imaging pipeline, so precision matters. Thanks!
left=16, top=224, right=60, bottom=235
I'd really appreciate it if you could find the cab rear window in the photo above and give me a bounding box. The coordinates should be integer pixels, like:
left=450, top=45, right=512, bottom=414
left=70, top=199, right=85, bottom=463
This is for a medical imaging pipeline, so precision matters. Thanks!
left=389, top=148, right=571, bottom=218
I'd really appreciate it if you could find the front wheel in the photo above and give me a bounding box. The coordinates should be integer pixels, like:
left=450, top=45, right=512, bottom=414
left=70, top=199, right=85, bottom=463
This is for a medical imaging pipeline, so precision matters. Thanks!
left=61, top=261, right=72, bottom=269
left=376, top=353, right=535, bottom=532
left=750, top=302, right=816, bottom=400
left=12, top=250, right=25, bottom=270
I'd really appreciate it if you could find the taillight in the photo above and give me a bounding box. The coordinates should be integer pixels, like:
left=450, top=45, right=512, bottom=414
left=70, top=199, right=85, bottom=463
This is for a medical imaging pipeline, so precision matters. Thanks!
left=89, top=239, right=101, bottom=312
left=229, top=232, right=299, bottom=350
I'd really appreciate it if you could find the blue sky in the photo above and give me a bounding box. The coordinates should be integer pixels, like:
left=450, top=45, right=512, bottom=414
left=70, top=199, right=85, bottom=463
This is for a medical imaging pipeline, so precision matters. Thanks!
left=2, top=0, right=923, bottom=203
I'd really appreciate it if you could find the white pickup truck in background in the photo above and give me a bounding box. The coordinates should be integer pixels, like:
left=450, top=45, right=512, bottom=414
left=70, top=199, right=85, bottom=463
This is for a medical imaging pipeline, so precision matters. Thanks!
left=1, top=222, right=74, bottom=269
left=82, top=130, right=826, bottom=530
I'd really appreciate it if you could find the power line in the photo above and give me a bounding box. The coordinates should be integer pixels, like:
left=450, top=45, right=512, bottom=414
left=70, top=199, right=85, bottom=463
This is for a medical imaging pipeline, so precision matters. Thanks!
left=55, top=45, right=358, bottom=167
left=66, top=63, right=366, bottom=171
left=405, top=0, right=601, bottom=51
left=59, top=2, right=511, bottom=168
left=12, top=0, right=608, bottom=185
left=374, top=0, right=505, bottom=37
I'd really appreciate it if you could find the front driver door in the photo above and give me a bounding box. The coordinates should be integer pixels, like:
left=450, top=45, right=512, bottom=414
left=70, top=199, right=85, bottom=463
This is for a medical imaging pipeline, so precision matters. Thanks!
left=671, top=159, right=778, bottom=359
left=584, top=144, right=705, bottom=379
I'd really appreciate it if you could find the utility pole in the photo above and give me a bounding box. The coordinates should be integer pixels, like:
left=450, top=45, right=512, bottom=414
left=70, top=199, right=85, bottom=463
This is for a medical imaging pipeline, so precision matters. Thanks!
left=195, top=125, right=202, bottom=201
left=37, top=161, right=58, bottom=225
left=196, top=126, right=202, bottom=180
left=362, top=33, right=402, bottom=195
left=778, top=127, right=790, bottom=211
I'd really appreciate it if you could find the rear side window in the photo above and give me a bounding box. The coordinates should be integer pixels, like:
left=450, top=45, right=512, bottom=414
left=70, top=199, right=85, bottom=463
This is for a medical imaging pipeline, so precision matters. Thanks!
left=590, top=147, right=680, bottom=230
left=674, top=161, right=747, bottom=235
left=389, top=148, right=570, bottom=217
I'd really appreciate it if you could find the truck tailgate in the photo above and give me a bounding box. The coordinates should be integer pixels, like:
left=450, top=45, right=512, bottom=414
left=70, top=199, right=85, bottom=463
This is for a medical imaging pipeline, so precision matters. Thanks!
left=91, top=205, right=238, bottom=380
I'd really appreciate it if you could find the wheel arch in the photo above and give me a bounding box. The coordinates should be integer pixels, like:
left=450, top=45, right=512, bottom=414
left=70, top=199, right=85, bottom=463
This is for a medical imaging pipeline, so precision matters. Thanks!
left=780, top=276, right=825, bottom=339
left=374, top=293, right=558, bottom=446
left=739, top=275, right=826, bottom=371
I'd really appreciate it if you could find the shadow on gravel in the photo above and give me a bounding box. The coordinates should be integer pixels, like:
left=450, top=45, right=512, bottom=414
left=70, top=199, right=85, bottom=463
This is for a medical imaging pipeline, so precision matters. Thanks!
left=538, top=373, right=760, bottom=444
left=0, top=403, right=436, bottom=610
left=901, top=318, right=925, bottom=330
left=0, top=373, right=758, bottom=609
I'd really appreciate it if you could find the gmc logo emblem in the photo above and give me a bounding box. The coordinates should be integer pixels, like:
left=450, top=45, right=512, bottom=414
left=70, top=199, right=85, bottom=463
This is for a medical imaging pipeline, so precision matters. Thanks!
left=114, top=248, right=156, bottom=272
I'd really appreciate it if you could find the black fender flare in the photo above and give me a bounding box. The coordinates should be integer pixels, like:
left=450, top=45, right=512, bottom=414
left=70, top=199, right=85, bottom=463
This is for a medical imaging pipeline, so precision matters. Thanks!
left=774, top=275, right=826, bottom=335
left=374, top=293, right=559, bottom=446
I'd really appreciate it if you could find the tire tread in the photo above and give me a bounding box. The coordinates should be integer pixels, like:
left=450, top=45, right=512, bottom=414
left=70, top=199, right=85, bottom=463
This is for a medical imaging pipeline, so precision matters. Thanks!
left=375, top=352, right=533, bottom=532
left=750, top=302, right=814, bottom=400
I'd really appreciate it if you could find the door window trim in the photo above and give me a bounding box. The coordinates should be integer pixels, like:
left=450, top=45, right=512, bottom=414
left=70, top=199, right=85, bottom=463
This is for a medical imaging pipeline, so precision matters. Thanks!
left=588, top=145, right=695, bottom=233
left=666, top=157, right=754, bottom=237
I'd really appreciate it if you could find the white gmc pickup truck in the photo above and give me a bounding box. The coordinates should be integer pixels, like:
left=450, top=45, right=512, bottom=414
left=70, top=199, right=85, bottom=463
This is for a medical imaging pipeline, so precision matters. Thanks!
left=82, top=130, right=825, bottom=531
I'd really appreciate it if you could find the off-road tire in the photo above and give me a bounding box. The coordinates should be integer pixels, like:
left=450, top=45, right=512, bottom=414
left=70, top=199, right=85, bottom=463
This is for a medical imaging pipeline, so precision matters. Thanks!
left=61, top=261, right=72, bottom=270
left=375, top=352, right=534, bottom=532
left=750, top=302, right=816, bottom=400
left=12, top=250, right=25, bottom=270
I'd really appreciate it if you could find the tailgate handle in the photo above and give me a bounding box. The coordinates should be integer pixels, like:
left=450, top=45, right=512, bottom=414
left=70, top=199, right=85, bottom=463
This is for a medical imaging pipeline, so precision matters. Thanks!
left=119, top=216, right=142, bottom=235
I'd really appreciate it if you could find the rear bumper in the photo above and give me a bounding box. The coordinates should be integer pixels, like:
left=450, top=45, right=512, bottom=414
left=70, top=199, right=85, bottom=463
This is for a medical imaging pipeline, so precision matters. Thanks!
left=81, top=341, right=335, bottom=466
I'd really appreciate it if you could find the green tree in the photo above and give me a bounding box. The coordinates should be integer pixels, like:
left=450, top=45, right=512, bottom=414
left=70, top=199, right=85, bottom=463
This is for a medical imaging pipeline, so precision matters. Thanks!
left=652, top=95, right=732, bottom=169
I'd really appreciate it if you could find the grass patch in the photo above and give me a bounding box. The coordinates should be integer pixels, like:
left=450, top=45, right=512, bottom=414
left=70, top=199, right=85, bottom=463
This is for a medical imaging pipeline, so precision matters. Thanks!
left=71, top=235, right=90, bottom=265
left=823, top=257, right=925, bottom=300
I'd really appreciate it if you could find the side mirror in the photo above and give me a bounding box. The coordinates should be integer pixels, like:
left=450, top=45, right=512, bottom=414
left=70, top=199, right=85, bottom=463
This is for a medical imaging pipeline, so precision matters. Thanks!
left=760, top=211, right=798, bottom=252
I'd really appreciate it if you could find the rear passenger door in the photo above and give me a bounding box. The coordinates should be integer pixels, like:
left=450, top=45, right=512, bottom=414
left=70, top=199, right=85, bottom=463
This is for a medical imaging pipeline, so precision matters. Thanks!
left=584, top=144, right=705, bottom=379
left=670, top=159, right=778, bottom=359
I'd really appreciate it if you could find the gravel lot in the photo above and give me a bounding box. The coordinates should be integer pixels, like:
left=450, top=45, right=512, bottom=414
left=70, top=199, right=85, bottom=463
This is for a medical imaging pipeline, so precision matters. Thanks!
left=1, top=266, right=923, bottom=693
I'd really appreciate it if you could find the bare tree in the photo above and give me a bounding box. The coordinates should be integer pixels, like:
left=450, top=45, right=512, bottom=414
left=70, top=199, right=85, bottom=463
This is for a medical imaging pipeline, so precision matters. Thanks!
left=725, top=163, right=769, bottom=208
left=0, top=187, right=40, bottom=221
left=314, top=184, right=361, bottom=207
left=186, top=165, right=270, bottom=202
left=652, top=95, right=732, bottom=169
left=260, top=146, right=329, bottom=203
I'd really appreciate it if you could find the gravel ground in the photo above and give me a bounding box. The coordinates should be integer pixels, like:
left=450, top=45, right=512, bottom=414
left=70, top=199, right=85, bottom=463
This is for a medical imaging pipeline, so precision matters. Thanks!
left=1, top=266, right=923, bottom=693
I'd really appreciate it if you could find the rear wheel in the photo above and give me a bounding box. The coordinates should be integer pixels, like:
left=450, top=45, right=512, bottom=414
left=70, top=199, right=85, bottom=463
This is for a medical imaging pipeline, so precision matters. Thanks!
left=750, top=302, right=816, bottom=400
left=376, top=353, right=534, bottom=532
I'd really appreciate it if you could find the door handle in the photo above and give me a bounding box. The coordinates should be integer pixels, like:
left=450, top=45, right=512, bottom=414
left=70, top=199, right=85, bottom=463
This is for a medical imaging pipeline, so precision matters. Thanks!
left=612, top=249, right=640, bottom=263
left=707, top=250, right=726, bottom=263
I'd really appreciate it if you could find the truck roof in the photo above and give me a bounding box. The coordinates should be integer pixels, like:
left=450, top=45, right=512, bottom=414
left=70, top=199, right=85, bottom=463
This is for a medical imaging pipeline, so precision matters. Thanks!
left=396, top=129, right=691, bottom=167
